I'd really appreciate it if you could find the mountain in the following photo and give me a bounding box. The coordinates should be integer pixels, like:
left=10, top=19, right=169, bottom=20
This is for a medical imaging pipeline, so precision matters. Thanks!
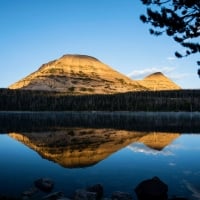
left=138, top=72, right=181, bottom=90
left=9, top=54, right=181, bottom=94
left=9, top=54, right=146, bottom=94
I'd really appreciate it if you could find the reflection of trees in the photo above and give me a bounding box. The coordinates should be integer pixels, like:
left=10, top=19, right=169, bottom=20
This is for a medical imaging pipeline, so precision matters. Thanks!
left=0, top=112, right=200, bottom=133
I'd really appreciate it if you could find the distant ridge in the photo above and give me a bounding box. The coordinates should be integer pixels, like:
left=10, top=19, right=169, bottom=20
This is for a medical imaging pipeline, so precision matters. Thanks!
left=9, top=54, right=181, bottom=93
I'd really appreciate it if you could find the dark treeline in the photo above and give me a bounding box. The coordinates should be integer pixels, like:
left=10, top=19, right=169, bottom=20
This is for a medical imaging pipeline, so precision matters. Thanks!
left=0, top=88, right=200, bottom=111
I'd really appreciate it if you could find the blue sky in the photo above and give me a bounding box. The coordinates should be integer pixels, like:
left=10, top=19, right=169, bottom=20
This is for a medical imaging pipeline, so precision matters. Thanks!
left=0, top=0, right=199, bottom=89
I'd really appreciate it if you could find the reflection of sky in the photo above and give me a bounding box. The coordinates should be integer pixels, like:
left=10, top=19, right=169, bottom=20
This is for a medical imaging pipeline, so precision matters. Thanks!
left=128, top=134, right=200, bottom=155
left=127, top=134, right=200, bottom=199
left=127, top=143, right=174, bottom=156
left=183, top=180, right=200, bottom=200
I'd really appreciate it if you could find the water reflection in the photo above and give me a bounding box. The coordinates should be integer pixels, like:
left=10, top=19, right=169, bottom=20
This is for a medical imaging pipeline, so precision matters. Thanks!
left=9, top=130, right=179, bottom=168
left=0, top=112, right=200, bottom=199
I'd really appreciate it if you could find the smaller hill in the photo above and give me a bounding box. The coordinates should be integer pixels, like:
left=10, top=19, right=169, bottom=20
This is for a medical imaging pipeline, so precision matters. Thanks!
left=139, top=72, right=181, bottom=90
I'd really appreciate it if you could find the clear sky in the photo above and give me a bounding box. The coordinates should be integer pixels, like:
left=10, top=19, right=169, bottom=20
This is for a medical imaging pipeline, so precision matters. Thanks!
left=0, top=0, right=199, bottom=89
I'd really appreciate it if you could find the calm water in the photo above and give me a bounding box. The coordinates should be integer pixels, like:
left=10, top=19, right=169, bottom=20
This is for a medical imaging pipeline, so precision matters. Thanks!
left=0, top=112, right=200, bottom=199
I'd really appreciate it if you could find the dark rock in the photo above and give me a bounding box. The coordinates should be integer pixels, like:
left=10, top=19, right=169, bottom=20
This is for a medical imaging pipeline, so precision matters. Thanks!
left=87, top=184, right=104, bottom=199
left=111, top=191, right=132, bottom=200
left=22, top=187, right=38, bottom=197
left=74, top=189, right=97, bottom=200
left=169, top=198, right=188, bottom=200
left=43, top=191, right=64, bottom=199
left=135, top=176, right=168, bottom=200
left=34, top=178, right=54, bottom=192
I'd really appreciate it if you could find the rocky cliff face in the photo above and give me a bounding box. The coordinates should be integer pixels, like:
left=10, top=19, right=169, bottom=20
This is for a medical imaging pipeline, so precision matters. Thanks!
left=9, top=54, right=180, bottom=94
left=9, top=129, right=179, bottom=168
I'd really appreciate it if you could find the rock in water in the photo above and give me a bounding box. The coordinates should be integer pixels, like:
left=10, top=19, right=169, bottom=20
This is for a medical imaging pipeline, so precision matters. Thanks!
left=135, top=176, right=168, bottom=200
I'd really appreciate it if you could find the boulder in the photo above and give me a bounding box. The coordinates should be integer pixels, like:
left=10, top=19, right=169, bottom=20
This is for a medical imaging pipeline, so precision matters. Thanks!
left=135, top=176, right=168, bottom=200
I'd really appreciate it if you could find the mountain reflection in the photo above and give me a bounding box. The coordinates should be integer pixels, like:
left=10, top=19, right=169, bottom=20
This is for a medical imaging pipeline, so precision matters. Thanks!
left=9, top=129, right=179, bottom=168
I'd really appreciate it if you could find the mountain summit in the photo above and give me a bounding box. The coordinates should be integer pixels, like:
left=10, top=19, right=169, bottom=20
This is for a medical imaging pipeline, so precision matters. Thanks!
left=9, top=54, right=146, bottom=94
left=9, top=54, right=181, bottom=93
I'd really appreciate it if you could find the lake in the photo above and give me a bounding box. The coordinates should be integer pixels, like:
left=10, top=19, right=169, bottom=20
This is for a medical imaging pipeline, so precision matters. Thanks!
left=0, top=112, right=200, bottom=200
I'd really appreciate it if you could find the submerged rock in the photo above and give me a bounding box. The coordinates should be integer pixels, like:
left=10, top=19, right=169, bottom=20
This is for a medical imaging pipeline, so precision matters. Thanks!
left=43, top=192, right=64, bottom=200
left=87, top=184, right=104, bottom=199
left=22, top=187, right=38, bottom=198
left=74, top=189, right=97, bottom=200
left=6, top=177, right=190, bottom=200
left=34, top=178, right=54, bottom=192
left=135, top=176, right=168, bottom=200
left=111, top=191, right=133, bottom=200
